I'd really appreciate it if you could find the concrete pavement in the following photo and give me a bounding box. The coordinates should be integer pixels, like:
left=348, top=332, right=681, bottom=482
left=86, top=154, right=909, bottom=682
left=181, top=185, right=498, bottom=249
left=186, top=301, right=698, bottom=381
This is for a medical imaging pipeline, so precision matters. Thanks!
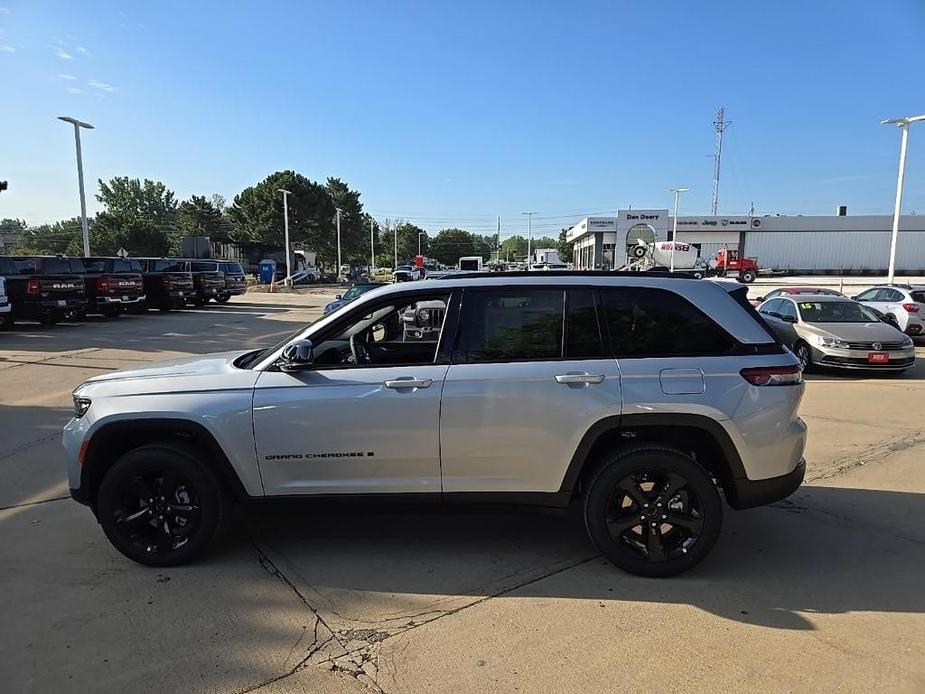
left=1, top=286, right=924, bottom=693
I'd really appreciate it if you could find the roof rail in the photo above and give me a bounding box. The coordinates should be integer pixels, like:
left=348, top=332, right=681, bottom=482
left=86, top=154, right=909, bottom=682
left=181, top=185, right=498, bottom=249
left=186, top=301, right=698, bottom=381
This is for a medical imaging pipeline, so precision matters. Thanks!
left=436, top=270, right=704, bottom=280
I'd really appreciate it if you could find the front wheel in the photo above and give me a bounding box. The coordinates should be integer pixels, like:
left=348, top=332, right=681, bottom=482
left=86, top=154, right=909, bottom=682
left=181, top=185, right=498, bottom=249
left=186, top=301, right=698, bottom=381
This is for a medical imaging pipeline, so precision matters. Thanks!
left=740, top=269, right=757, bottom=283
left=97, top=443, right=226, bottom=567
left=794, top=341, right=813, bottom=373
left=0, top=313, right=13, bottom=330
left=584, top=446, right=722, bottom=577
left=215, top=294, right=231, bottom=304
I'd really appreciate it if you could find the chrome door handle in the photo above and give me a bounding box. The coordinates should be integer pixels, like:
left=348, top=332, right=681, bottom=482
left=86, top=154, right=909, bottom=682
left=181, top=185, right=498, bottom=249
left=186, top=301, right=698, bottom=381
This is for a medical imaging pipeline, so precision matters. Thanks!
left=554, top=373, right=605, bottom=385
left=384, top=377, right=434, bottom=389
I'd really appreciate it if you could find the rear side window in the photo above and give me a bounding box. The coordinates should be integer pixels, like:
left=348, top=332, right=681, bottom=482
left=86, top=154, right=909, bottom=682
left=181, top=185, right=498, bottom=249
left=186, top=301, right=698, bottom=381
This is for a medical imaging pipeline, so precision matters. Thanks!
left=67, top=259, right=86, bottom=273
left=0, top=257, right=19, bottom=274
left=151, top=260, right=187, bottom=272
left=565, top=289, right=604, bottom=358
left=82, top=259, right=106, bottom=273
left=190, top=261, right=217, bottom=272
left=461, top=289, right=564, bottom=362
left=42, top=258, right=70, bottom=274
left=127, top=259, right=143, bottom=272
left=222, top=262, right=244, bottom=274
left=111, top=259, right=132, bottom=272
left=909, top=291, right=925, bottom=303
left=601, top=287, right=735, bottom=357
left=13, top=258, right=37, bottom=274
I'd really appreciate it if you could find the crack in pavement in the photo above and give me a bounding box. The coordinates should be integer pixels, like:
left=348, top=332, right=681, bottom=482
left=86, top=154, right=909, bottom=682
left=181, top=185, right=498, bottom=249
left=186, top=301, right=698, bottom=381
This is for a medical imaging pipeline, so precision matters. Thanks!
left=0, top=494, right=70, bottom=512
left=806, top=431, right=925, bottom=482
left=0, top=433, right=60, bottom=462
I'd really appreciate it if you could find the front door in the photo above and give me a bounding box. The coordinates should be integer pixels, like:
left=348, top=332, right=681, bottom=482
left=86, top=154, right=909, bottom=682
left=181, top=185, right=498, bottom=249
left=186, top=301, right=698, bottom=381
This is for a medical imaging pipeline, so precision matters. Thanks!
left=440, top=288, right=622, bottom=494
left=254, top=289, right=454, bottom=496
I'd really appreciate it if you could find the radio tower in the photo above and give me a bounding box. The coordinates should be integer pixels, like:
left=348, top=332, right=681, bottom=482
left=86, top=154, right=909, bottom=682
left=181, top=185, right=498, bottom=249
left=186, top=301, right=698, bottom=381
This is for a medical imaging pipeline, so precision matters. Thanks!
left=711, top=107, right=730, bottom=215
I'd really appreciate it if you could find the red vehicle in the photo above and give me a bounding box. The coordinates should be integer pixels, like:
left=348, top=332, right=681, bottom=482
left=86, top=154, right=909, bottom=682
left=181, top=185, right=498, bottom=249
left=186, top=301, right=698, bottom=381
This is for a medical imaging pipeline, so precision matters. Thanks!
left=750, top=286, right=844, bottom=307
left=713, top=248, right=759, bottom=283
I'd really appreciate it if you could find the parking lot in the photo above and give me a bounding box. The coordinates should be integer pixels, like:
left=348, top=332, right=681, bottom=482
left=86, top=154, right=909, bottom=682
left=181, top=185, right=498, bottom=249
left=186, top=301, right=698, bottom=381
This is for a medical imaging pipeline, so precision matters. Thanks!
left=2, top=283, right=925, bottom=693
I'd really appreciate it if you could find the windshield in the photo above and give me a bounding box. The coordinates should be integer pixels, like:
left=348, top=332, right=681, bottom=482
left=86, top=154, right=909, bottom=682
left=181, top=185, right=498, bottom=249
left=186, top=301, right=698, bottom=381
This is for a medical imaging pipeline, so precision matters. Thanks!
left=798, top=301, right=879, bottom=323
left=342, top=284, right=377, bottom=300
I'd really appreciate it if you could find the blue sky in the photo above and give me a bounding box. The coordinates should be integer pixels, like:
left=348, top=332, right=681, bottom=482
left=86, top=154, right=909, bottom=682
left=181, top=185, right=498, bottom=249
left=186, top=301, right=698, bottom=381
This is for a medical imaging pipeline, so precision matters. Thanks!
left=2, top=0, right=925, bottom=238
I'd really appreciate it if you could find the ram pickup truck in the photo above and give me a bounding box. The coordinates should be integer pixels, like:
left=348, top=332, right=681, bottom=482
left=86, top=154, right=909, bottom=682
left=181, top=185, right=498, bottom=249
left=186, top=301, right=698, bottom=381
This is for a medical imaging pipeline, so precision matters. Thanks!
left=80, top=257, right=147, bottom=317
left=137, top=258, right=195, bottom=311
left=0, top=255, right=87, bottom=325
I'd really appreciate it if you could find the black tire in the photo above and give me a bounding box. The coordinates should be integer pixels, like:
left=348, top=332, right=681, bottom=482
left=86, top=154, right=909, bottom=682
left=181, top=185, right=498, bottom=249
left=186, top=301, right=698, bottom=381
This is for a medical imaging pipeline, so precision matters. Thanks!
left=157, top=302, right=172, bottom=312
left=584, top=446, right=722, bottom=577
left=215, top=294, right=231, bottom=304
left=97, top=443, right=226, bottom=567
left=100, top=307, right=120, bottom=319
left=39, top=312, right=59, bottom=326
left=741, top=269, right=757, bottom=283
left=192, top=298, right=205, bottom=307
left=794, top=340, right=813, bottom=373
left=0, top=313, right=13, bottom=330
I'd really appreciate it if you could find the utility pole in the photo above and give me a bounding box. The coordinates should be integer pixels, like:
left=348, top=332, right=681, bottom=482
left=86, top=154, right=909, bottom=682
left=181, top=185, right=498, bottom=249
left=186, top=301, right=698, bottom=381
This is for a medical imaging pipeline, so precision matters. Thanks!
left=370, top=218, right=375, bottom=273
left=393, top=222, right=398, bottom=270
left=278, top=189, right=292, bottom=285
left=667, top=187, right=690, bottom=272
left=335, top=208, right=342, bottom=279
left=882, top=114, right=925, bottom=283
left=57, top=116, right=94, bottom=256
left=521, top=211, right=535, bottom=263
left=711, top=107, right=730, bottom=216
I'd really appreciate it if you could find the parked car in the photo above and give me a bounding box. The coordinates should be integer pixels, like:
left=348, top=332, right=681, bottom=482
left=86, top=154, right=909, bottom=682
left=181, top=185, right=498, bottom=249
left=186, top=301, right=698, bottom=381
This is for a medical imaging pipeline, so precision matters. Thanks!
left=750, top=286, right=843, bottom=307
left=137, top=258, right=195, bottom=311
left=757, top=294, right=914, bottom=372
left=216, top=260, right=247, bottom=304
left=79, top=257, right=146, bottom=317
left=0, top=274, right=11, bottom=329
left=323, top=282, right=383, bottom=315
left=392, top=265, right=421, bottom=282
left=66, top=272, right=807, bottom=577
left=185, top=260, right=227, bottom=306
left=0, top=255, right=87, bottom=325
left=852, top=284, right=925, bottom=336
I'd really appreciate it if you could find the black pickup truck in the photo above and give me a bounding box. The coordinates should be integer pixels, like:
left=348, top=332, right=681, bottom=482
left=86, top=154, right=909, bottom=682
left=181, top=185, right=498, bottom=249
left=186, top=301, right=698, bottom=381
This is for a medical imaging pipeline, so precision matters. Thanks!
left=79, top=257, right=146, bottom=317
left=0, top=255, right=87, bottom=326
left=186, top=260, right=227, bottom=306
left=216, top=260, right=247, bottom=303
left=137, top=258, right=195, bottom=311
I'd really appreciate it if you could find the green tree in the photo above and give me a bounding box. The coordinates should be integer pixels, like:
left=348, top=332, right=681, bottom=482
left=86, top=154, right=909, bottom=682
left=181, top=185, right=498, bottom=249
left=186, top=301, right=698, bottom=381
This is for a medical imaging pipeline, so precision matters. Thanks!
left=557, top=227, right=574, bottom=264
left=9, top=218, right=80, bottom=255
left=229, top=170, right=338, bottom=268
left=500, top=234, right=527, bottom=261
left=428, top=228, right=477, bottom=265
left=93, top=176, right=179, bottom=254
left=326, top=177, right=369, bottom=264
left=178, top=195, right=226, bottom=238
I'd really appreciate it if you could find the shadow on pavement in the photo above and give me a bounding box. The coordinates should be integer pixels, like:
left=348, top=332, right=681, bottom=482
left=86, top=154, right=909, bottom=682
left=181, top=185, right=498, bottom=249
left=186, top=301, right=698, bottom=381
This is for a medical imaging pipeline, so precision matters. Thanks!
left=238, top=484, right=924, bottom=631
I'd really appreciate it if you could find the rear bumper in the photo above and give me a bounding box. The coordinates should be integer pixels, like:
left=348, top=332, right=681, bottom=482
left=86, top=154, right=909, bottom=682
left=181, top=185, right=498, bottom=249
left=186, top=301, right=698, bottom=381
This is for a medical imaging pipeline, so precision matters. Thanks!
left=728, top=459, right=805, bottom=509
left=0, top=301, right=10, bottom=314
left=20, top=298, right=86, bottom=317
left=96, top=294, right=146, bottom=305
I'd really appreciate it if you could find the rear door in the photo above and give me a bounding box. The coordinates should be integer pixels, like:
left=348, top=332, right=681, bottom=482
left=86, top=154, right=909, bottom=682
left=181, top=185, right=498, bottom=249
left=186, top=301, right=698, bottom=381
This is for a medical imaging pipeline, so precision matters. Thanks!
left=439, top=287, right=621, bottom=493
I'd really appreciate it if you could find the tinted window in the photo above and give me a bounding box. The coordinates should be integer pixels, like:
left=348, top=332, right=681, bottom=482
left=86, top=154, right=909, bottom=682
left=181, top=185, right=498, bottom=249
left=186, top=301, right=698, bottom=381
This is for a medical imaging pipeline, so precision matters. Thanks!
left=855, top=289, right=878, bottom=301
left=13, top=258, right=37, bottom=275
left=878, top=288, right=902, bottom=301
left=565, top=289, right=603, bottom=358
left=601, top=287, right=735, bottom=356
left=0, top=257, right=19, bottom=274
left=111, top=259, right=131, bottom=272
left=462, top=289, right=564, bottom=362
left=759, top=298, right=782, bottom=316
left=82, top=259, right=107, bottom=273
left=221, top=262, right=244, bottom=274
left=911, top=291, right=925, bottom=303
left=190, top=261, right=218, bottom=272
left=67, top=259, right=86, bottom=273
left=151, top=260, right=188, bottom=272
left=127, top=259, right=143, bottom=272
left=778, top=300, right=797, bottom=321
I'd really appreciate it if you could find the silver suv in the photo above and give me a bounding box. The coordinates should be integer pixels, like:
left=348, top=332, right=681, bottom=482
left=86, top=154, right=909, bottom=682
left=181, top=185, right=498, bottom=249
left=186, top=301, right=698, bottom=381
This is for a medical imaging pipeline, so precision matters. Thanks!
left=64, top=273, right=807, bottom=577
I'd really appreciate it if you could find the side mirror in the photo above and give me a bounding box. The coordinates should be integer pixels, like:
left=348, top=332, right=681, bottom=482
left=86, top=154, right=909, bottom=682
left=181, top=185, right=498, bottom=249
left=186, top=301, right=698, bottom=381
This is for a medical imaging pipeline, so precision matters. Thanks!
left=782, top=314, right=797, bottom=323
left=335, top=294, right=342, bottom=300
left=850, top=296, right=860, bottom=301
left=280, top=339, right=314, bottom=371
left=755, top=296, right=765, bottom=302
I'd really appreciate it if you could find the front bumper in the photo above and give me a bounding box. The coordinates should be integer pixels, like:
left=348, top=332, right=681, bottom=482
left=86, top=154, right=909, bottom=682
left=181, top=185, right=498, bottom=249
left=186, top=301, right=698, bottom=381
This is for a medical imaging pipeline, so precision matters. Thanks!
left=728, top=459, right=806, bottom=509
left=813, top=344, right=915, bottom=370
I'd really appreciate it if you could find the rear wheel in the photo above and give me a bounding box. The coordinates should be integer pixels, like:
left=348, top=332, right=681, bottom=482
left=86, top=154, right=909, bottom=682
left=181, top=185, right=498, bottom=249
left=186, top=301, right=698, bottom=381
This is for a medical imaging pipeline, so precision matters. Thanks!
left=215, top=294, right=231, bottom=304
left=0, top=313, right=13, bottom=330
left=97, top=443, right=226, bottom=567
left=584, top=446, right=722, bottom=577
left=39, top=312, right=59, bottom=326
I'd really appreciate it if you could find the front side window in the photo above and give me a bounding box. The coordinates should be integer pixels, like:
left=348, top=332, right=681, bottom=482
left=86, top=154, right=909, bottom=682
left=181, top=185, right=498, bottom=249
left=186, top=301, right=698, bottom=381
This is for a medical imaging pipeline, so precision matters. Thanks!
left=309, top=293, right=451, bottom=368
left=758, top=298, right=782, bottom=316
left=461, top=289, right=564, bottom=362
left=601, top=287, right=735, bottom=356
left=855, top=289, right=879, bottom=301
left=778, top=300, right=797, bottom=321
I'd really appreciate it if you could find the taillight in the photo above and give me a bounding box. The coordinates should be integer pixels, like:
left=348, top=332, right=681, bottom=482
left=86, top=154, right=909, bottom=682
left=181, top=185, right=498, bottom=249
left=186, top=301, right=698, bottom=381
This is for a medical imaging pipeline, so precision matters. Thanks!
left=96, top=277, right=110, bottom=292
left=740, top=365, right=803, bottom=386
left=902, top=303, right=919, bottom=313
left=26, top=279, right=40, bottom=295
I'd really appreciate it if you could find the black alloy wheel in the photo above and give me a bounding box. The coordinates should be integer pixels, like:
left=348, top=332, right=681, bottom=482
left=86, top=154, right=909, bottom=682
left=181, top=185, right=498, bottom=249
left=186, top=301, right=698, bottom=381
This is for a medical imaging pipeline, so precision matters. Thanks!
left=585, top=447, right=722, bottom=577
left=97, top=444, right=225, bottom=567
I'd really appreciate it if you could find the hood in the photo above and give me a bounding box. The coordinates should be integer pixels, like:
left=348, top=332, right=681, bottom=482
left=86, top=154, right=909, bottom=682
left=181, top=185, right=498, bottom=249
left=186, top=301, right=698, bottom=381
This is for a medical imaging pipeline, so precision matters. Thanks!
left=801, top=321, right=908, bottom=342
left=76, top=351, right=259, bottom=398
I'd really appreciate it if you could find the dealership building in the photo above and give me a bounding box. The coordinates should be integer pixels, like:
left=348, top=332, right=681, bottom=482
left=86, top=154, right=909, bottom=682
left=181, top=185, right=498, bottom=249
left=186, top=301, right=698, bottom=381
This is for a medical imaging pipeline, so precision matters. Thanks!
left=566, top=209, right=925, bottom=274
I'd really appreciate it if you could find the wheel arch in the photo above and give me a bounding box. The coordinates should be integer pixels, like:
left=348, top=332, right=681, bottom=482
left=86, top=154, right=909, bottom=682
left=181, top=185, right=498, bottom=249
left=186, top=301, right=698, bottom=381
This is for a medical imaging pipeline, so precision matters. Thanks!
left=560, top=413, right=747, bottom=506
left=79, top=418, right=250, bottom=510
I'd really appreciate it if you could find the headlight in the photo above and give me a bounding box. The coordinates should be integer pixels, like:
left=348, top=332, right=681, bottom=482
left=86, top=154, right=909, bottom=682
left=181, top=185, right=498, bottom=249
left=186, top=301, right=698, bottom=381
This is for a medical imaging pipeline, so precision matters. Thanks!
left=901, top=336, right=914, bottom=348
left=73, top=395, right=92, bottom=418
left=417, top=308, right=430, bottom=323
left=816, top=335, right=849, bottom=349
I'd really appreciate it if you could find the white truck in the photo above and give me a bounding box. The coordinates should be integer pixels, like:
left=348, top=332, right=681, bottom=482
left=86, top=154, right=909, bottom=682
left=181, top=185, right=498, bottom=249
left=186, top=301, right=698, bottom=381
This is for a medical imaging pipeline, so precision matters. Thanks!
left=458, top=256, right=483, bottom=272
left=533, top=248, right=561, bottom=265
left=622, top=239, right=708, bottom=277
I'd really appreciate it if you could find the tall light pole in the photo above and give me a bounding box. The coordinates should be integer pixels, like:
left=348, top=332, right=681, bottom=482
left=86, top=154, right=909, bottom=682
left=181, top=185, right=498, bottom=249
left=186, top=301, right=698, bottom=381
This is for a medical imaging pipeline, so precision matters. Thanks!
left=58, top=116, right=94, bottom=256
left=335, top=208, right=343, bottom=278
left=667, top=187, right=690, bottom=272
left=370, top=218, right=375, bottom=273
left=882, top=114, right=925, bottom=283
left=521, top=211, right=535, bottom=263
left=278, top=189, right=292, bottom=285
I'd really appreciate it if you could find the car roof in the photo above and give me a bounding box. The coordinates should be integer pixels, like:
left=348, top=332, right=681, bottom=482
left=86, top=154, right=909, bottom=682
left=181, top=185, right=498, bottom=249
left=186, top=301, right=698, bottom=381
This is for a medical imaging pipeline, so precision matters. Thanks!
left=776, top=294, right=853, bottom=303
left=778, top=286, right=840, bottom=293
